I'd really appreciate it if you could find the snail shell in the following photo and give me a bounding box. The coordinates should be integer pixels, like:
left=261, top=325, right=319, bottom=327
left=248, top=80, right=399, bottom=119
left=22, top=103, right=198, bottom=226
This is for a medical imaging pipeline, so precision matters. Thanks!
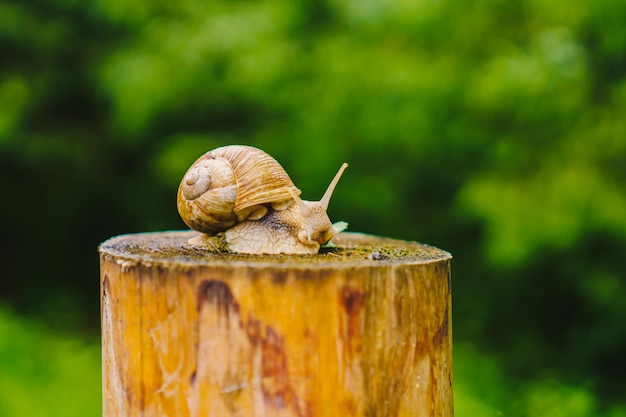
left=177, top=145, right=301, bottom=234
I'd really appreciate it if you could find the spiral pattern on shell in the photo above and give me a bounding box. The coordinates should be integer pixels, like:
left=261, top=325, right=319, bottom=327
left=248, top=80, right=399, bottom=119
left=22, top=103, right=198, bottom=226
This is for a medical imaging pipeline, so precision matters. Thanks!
left=177, top=145, right=301, bottom=234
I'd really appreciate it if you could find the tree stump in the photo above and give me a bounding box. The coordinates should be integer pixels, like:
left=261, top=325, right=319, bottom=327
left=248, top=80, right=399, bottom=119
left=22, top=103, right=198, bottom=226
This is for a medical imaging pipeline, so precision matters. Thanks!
left=99, top=231, right=453, bottom=417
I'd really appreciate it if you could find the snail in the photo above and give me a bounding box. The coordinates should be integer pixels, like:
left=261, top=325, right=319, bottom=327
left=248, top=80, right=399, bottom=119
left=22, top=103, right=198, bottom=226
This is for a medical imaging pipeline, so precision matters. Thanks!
left=177, top=145, right=348, bottom=254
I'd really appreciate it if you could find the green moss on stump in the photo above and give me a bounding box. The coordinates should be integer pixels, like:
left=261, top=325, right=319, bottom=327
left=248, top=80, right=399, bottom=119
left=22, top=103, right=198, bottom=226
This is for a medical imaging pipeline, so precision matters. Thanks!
left=100, top=231, right=451, bottom=269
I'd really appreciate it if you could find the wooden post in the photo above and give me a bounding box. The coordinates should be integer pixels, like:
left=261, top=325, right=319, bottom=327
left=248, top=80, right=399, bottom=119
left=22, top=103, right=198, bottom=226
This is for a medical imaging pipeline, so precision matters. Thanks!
left=99, top=231, right=453, bottom=417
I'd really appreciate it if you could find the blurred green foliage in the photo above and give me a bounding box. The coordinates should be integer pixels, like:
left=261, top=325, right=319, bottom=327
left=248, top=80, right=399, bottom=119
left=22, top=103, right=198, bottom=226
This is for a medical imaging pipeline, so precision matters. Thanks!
left=0, top=306, right=100, bottom=417
left=1, top=0, right=625, bottom=415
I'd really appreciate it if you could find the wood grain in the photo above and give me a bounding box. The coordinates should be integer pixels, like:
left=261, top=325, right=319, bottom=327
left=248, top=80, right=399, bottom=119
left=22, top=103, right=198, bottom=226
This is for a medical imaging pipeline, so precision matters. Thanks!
left=99, top=231, right=453, bottom=417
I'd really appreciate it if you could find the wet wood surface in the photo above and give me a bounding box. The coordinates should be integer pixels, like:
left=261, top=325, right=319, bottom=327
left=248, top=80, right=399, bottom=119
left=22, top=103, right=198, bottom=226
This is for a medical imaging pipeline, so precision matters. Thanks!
left=99, top=231, right=453, bottom=417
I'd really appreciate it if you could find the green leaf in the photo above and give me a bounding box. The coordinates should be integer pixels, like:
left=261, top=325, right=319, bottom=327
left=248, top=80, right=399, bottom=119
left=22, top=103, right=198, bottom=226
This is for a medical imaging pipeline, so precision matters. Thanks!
left=332, top=221, right=349, bottom=233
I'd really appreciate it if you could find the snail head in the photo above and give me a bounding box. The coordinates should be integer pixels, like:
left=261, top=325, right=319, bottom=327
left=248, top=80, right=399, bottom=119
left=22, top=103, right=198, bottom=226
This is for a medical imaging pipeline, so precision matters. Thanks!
left=289, top=163, right=348, bottom=246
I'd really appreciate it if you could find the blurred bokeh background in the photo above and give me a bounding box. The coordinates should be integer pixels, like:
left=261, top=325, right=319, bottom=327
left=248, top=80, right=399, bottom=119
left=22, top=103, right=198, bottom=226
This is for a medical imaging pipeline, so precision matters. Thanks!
left=1, top=0, right=625, bottom=415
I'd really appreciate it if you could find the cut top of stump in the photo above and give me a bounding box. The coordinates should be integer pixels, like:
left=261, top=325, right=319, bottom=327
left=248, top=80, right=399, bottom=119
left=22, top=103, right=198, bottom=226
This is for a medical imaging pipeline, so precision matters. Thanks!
left=99, top=231, right=451, bottom=270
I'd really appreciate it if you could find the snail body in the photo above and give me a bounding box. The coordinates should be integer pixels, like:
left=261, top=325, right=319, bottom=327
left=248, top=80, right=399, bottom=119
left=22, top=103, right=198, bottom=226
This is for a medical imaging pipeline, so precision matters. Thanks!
left=177, top=145, right=348, bottom=254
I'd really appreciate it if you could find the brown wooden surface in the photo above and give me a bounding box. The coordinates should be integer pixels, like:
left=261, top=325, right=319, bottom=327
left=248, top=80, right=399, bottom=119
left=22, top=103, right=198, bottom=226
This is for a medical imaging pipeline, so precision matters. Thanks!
left=99, top=231, right=453, bottom=417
